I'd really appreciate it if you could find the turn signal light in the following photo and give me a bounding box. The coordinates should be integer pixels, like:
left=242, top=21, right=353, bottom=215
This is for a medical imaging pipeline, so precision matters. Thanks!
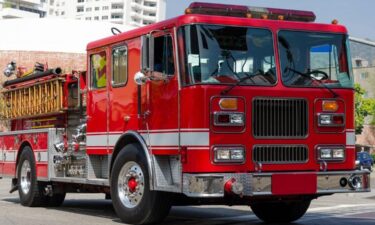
left=322, top=100, right=339, bottom=112
left=219, top=98, right=238, bottom=110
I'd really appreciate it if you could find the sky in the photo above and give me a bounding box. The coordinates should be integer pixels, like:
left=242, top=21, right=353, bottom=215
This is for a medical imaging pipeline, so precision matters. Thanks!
left=166, top=0, right=375, bottom=40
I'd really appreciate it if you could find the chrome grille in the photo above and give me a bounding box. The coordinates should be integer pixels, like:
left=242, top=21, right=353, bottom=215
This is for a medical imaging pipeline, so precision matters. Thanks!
left=253, top=98, right=308, bottom=138
left=253, top=145, right=308, bottom=163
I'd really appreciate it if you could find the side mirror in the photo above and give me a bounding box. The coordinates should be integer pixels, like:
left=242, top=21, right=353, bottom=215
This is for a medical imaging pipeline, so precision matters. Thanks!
left=134, top=71, right=147, bottom=85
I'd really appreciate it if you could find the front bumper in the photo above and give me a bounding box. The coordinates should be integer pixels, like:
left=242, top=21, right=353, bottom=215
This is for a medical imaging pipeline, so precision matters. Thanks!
left=183, top=170, right=371, bottom=197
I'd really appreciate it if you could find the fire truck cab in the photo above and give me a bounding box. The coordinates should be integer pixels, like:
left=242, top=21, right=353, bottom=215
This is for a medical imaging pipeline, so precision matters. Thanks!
left=0, top=2, right=371, bottom=224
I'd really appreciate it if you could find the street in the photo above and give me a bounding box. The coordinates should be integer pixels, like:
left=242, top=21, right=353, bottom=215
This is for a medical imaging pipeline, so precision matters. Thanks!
left=0, top=174, right=374, bottom=225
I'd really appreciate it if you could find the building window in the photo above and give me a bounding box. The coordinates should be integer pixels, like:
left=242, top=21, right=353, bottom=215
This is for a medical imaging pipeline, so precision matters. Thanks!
left=94, top=16, right=99, bottom=20
left=361, top=72, right=369, bottom=79
left=112, top=4, right=124, bottom=9
left=95, top=7, right=100, bottom=11
left=77, top=7, right=84, bottom=12
left=78, top=0, right=84, bottom=3
left=85, top=17, right=91, bottom=20
left=102, top=6, right=109, bottom=10
left=112, top=46, right=128, bottom=87
left=61, top=11, right=65, bottom=15
left=102, top=15, right=108, bottom=20
left=111, top=14, right=123, bottom=19
left=86, top=7, right=92, bottom=12
left=144, top=1, right=157, bottom=7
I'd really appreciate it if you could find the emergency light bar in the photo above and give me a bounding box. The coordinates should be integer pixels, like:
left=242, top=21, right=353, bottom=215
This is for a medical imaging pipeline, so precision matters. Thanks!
left=186, top=2, right=316, bottom=22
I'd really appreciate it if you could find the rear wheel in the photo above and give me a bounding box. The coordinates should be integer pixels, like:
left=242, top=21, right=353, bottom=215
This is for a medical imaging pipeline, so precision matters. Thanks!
left=17, top=147, right=47, bottom=207
left=111, top=144, right=171, bottom=224
left=250, top=200, right=311, bottom=223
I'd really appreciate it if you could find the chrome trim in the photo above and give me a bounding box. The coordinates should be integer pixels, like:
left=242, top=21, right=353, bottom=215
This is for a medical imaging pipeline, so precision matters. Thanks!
left=182, top=170, right=370, bottom=197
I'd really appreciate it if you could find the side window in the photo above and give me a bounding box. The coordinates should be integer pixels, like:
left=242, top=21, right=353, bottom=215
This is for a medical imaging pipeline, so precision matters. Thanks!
left=91, top=52, right=107, bottom=89
left=153, top=35, right=175, bottom=75
left=112, top=46, right=128, bottom=87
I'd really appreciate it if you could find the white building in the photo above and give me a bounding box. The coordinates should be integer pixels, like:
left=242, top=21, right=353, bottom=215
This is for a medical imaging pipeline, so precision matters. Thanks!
left=0, top=0, right=47, bottom=19
left=47, top=0, right=166, bottom=27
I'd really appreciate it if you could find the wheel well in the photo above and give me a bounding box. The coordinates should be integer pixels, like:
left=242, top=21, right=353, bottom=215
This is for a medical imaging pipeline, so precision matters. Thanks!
left=15, top=141, right=32, bottom=177
left=110, top=133, right=144, bottom=175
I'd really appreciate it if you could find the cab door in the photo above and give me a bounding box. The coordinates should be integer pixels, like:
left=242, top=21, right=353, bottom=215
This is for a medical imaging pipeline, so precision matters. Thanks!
left=145, top=31, right=179, bottom=152
left=86, top=49, right=110, bottom=154
left=108, top=39, right=140, bottom=147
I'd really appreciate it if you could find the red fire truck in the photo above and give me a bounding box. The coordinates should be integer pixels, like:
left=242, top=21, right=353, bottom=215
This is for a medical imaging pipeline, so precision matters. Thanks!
left=0, top=2, right=371, bottom=224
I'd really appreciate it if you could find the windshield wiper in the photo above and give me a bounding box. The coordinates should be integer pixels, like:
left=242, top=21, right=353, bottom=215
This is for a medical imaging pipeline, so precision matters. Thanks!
left=221, top=70, right=263, bottom=95
left=286, top=67, right=339, bottom=98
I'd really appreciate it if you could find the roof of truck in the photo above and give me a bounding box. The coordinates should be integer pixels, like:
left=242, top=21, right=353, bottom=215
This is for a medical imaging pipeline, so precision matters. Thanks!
left=86, top=14, right=348, bottom=51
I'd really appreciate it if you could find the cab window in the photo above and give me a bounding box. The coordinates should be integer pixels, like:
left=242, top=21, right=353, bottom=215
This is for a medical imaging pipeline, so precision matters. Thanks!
left=91, top=51, right=107, bottom=89
left=112, top=46, right=128, bottom=87
left=153, top=35, right=175, bottom=75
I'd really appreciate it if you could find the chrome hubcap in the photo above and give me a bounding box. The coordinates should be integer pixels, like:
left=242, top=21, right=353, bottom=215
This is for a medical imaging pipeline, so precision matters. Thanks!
left=20, top=160, right=31, bottom=194
left=118, top=161, right=145, bottom=208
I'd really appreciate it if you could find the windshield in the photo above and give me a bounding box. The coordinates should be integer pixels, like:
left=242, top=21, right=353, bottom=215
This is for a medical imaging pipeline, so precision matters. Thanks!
left=278, top=30, right=353, bottom=88
left=180, top=25, right=276, bottom=86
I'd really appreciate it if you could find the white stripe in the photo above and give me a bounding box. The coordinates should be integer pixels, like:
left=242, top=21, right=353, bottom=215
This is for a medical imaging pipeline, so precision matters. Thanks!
left=108, top=134, right=121, bottom=146
left=142, top=133, right=179, bottom=146
left=34, top=152, right=48, bottom=162
left=4, top=151, right=16, bottom=162
left=87, top=135, right=107, bottom=147
left=346, top=129, right=355, bottom=132
left=346, top=131, right=355, bottom=146
left=181, top=132, right=209, bottom=146
left=0, top=151, right=3, bottom=161
left=87, top=131, right=209, bottom=147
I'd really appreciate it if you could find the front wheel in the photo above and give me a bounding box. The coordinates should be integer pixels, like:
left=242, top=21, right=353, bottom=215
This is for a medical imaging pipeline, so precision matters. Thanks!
left=110, top=144, right=171, bottom=224
left=250, top=200, right=311, bottom=223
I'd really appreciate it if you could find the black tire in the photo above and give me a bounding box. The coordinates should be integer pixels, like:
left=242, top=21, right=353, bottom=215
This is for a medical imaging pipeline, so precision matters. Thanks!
left=46, top=193, right=66, bottom=207
left=110, top=143, right=171, bottom=224
left=17, top=146, right=48, bottom=207
left=250, top=200, right=311, bottom=223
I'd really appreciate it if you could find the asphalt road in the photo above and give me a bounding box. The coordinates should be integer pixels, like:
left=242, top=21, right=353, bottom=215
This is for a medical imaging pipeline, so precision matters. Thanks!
left=0, top=174, right=374, bottom=225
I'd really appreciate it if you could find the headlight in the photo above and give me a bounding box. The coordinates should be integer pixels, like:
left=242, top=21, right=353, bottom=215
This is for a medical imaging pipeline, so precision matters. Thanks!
left=214, top=112, right=245, bottom=126
left=317, top=146, right=345, bottom=161
left=318, top=114, right=345, bottom=127
left=214, top=146, right=245, bottom=163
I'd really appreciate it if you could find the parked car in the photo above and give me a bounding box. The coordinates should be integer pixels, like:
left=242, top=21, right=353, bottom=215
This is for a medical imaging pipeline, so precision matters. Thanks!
left=356, top=152, right=374, bottom=171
